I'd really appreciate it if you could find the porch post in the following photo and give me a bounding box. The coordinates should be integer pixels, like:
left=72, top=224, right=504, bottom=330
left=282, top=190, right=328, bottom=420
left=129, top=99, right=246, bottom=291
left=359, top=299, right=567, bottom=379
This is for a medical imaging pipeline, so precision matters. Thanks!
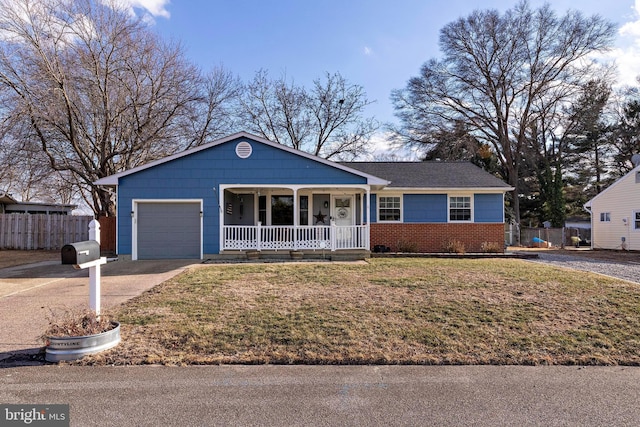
left=293, top=187, right=298, bottom=250
left=257, top=221, right=262, bottom=251
left=217, top=185, right=224, bottom=253
left=331, top=219, right=336, bottom=251
left=366, top=188, right=371, bottom=250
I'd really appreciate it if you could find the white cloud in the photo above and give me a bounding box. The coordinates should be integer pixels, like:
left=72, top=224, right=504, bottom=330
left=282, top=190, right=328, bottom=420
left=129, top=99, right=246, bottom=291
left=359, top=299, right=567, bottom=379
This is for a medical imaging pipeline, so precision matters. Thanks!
left=604, top=47, right=640, bottom=87
left=612, top=0, right=640, bottom=85
left=619, top=0, right=640, bottom=37
left=356, top=131, right=417, bottom=161
left=364, top=46, right=373, bottom=56
left=106, top=0, right=170, bottom=19
left=129, top=0, right=170, bottom=18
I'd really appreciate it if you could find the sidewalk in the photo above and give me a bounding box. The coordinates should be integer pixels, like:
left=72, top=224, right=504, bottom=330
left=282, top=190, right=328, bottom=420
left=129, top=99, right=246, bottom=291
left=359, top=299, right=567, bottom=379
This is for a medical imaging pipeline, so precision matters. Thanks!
left=0, top=258, right=201, bottom=360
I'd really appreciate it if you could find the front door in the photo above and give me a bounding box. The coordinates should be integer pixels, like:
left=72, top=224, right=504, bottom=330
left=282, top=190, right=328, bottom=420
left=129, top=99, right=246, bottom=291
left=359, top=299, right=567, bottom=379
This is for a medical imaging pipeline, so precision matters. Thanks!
left=333, top=196, right=354, bottom=227
left=333, top=196, right=354, bottom=248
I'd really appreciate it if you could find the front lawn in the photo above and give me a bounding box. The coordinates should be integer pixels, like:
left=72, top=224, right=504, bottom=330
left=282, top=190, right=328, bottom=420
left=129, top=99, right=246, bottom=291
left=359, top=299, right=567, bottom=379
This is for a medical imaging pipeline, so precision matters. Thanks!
left=81, top=258, right=640, bottom=365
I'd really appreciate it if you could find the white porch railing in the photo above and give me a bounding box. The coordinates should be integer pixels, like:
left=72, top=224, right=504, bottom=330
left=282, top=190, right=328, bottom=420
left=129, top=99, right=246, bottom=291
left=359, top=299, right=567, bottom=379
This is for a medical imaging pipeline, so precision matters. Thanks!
left=222, top=224, right=369, bottom=251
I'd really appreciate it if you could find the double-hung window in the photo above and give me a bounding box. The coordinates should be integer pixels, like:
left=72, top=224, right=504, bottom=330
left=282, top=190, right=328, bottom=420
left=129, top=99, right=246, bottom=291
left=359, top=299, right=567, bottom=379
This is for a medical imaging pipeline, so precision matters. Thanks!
left=449, top=196, right=471, bottom=221
left=600, top=212, right=611, bottom=222
left=378, top=196, right=401, bottom=221
left=634, top=211, right=640, bottom=230
left=271, top=195, right=293, bottom=225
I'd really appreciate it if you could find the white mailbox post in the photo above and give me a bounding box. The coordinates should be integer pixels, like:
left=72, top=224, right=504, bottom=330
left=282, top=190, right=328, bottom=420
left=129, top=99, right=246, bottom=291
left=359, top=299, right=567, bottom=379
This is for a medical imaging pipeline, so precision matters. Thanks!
left=62, top=220, right=108, bottom=314
left=87, top=220, right=107, bottom=314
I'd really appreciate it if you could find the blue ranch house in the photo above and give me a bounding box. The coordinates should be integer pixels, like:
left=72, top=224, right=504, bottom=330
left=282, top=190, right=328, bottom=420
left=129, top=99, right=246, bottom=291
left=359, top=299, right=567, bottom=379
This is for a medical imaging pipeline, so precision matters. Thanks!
left=95, top=132, right=512, bottom=260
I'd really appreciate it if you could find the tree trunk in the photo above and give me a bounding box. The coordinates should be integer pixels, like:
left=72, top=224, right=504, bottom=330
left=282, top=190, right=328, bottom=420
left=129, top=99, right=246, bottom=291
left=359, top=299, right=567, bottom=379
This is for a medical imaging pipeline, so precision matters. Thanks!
left=95, top=187, right=116, bottom=217
left=509, top=171, right=521, bottom=245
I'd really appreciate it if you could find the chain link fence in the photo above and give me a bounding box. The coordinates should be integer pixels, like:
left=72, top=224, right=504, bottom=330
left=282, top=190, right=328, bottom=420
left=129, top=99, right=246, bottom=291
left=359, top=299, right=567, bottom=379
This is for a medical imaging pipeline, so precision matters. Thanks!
left=505, top=224, right=591, bottom=248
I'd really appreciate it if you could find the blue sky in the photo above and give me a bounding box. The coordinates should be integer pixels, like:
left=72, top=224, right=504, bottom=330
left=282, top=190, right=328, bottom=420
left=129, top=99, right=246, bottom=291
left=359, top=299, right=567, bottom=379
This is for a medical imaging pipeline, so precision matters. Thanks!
left=132, top=0, right=640, bottom=134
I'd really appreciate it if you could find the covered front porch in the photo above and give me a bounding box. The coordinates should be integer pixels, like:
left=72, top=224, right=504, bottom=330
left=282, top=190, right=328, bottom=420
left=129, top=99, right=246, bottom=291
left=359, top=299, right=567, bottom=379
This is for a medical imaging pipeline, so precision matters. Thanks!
left=219, top=184, right=371, bottom=252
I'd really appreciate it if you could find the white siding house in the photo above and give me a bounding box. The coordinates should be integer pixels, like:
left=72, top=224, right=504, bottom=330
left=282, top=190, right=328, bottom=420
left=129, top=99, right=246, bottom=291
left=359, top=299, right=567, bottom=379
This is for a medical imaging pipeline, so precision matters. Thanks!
left=584, top=164, right=640, bottom=251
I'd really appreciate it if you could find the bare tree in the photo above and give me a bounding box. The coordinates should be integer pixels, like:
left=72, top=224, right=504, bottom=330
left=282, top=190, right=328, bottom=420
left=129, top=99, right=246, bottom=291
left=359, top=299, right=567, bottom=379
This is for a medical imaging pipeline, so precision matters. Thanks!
left=391, top=1, right=616, bottom=229
left=0, top=115, right=51, bottom=200
left=612, top=82, right=640, bottom=174
left=238, top=70, right=378, bottom=160
left=186, top=66, right=243, bottom=149
left=0, top=0, right=237, bottom=215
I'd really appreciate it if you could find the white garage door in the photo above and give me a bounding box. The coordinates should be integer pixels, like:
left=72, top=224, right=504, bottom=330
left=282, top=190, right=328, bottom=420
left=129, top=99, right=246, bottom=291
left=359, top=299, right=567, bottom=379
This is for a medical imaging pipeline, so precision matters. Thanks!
left=136, top=202, right=201, bottom=259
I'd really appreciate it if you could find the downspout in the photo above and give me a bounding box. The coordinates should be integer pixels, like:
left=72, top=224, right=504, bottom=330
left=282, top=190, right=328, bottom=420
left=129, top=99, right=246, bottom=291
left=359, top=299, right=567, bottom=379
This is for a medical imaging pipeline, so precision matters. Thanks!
left=583, top=204, right=592, bottom=250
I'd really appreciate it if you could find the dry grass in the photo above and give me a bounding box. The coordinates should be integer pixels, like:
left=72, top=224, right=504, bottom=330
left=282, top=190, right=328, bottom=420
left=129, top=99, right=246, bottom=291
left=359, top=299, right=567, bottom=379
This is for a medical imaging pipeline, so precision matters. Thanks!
left=43, top=308, right=115, bottom=339
left=77, top=258, right=640, bottom=366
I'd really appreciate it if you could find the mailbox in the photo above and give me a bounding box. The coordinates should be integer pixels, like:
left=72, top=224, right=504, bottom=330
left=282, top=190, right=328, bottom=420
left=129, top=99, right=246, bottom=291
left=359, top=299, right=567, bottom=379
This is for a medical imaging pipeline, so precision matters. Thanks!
left=61, top=240, right=101, bottom=265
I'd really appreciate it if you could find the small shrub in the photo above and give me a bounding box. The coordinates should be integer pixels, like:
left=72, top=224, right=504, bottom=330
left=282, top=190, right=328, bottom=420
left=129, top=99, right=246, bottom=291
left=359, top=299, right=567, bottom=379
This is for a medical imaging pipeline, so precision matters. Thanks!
left=396, top=240, right=419, bottom=253
left=480, top=241, right=503, bottom=253
left=442, top=239, right=466, bottom=254
left=43, top=308, right=114, bottom=339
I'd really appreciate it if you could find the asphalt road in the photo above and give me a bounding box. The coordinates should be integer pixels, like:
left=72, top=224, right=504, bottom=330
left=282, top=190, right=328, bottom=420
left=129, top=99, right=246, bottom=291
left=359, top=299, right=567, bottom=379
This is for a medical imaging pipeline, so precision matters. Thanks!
left=2, top=365, right=640, bottom=426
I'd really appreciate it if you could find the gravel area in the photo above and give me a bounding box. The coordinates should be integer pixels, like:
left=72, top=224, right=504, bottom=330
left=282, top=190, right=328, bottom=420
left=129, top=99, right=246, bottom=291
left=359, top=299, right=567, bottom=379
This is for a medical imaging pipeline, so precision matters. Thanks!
left=525, top=251, right=640, bottom=284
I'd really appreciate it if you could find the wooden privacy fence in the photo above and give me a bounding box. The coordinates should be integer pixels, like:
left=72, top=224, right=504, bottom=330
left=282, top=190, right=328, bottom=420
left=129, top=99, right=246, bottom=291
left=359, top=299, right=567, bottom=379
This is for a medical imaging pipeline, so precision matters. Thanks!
left=98, top=216, right=116, bottom=255
left=0, top=214, right=93, bottom=250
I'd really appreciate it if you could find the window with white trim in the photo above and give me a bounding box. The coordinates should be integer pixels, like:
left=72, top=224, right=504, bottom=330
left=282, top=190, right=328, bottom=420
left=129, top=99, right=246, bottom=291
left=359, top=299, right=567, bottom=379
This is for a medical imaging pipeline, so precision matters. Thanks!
left=299, top=195, right=309, bottom=225
left=271, top=195, right=293, bottom=225
left=449, top=196, right=471, bottom=221
left=634, top=211, right=640, bottom=230
left=378, top=196, right=401, bottom=221
left=600, top=212, right=611, bottom=222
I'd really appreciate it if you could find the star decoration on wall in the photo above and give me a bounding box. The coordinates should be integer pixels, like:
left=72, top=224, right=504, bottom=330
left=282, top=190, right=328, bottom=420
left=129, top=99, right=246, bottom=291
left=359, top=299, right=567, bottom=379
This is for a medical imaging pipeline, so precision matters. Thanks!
left=314, top=210, right=327, bottom=224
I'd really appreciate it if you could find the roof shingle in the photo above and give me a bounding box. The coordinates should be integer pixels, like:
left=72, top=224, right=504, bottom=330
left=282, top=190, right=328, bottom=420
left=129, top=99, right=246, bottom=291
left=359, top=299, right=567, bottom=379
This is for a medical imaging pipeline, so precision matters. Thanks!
left=343, top=161, right=511, bottom=189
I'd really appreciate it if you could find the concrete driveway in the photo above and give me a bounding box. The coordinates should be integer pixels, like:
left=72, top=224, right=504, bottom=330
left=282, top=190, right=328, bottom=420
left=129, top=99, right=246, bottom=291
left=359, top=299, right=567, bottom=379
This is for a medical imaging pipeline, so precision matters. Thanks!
left=0, top=258, right=202, bottom=359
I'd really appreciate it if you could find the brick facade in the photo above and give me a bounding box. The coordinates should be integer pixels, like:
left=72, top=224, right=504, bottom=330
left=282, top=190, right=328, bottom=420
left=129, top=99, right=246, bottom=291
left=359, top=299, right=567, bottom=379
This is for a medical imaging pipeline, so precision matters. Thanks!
left=370, top=223, right=505, bottom=253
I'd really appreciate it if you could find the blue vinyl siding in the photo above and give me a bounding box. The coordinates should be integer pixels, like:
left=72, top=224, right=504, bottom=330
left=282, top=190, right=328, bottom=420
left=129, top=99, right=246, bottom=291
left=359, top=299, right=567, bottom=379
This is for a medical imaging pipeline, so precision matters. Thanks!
left=370, top=193, right=503, bottom=224
left=404, top=194, right=448, bottom=223
left=369, top=195, right=377, bottom=222
left=474, top=193, right=504, bottom=222
left=117, top=137, right=368, bottom=255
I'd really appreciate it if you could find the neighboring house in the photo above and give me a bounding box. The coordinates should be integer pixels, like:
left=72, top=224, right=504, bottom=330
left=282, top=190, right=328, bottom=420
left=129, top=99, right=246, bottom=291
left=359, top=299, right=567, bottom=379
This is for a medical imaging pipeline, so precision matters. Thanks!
left=0, top=193, right=75, bottom=215
left=95, top=132, right=512, bottom=260
left=584, top=162, right=640, bottom=251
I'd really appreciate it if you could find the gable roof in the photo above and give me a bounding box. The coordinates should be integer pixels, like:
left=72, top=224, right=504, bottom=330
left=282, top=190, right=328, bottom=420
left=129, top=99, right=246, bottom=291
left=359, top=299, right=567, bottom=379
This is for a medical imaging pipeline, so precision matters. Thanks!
left=344, top=162, right=513, bottom=190
left=94, top=132, right=389, bottom=187
left=0, top=193, right=17, bottom=205
left=584, top=163, right=640, bottom=209
left=0, top=192, right=75, bottom=214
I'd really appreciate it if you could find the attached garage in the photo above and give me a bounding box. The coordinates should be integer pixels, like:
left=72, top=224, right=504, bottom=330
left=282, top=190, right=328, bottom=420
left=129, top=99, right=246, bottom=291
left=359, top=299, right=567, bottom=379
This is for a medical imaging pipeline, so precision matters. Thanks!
left=134, top=200, right=202, bottom=260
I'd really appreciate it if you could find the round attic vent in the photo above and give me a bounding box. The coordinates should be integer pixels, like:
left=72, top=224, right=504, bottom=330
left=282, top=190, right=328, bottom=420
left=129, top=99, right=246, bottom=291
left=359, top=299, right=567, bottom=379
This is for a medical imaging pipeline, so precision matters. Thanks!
left=235, top=141, right=253, bottom=159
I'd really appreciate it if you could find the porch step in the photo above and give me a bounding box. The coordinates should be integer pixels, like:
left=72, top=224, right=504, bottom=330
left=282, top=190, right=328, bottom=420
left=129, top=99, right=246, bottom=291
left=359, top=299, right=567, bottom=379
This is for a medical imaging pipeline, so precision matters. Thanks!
left=329, top=250, right=370, bottom=261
